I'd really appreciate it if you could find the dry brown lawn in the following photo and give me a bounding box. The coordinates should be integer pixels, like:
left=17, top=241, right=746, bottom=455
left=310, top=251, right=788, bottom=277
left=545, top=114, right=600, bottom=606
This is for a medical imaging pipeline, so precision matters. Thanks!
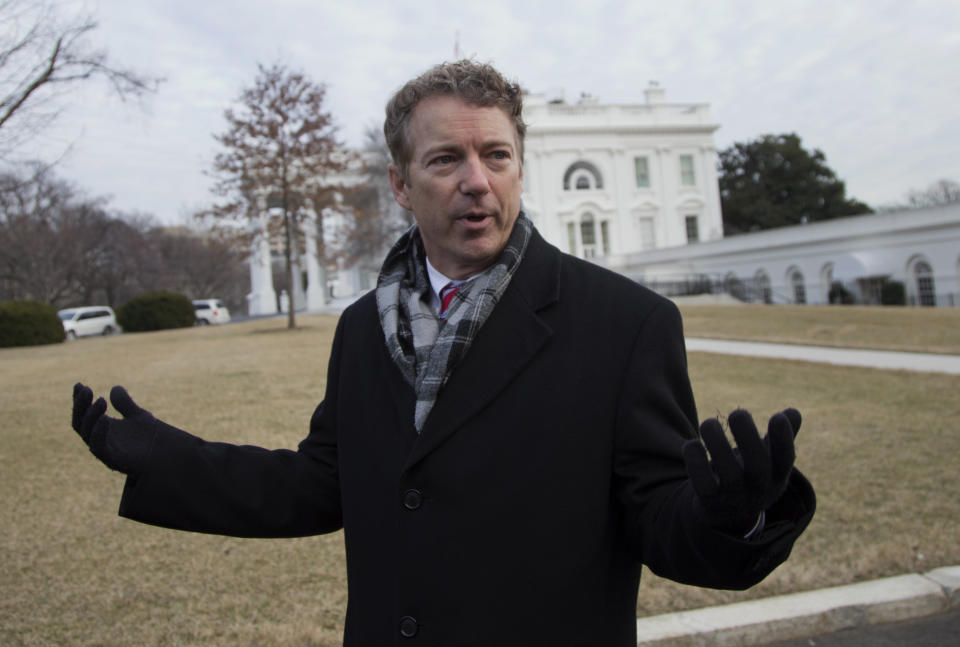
left=1, top=311, right=958, bottom=645
left=678, top=303, right=960, bottom=354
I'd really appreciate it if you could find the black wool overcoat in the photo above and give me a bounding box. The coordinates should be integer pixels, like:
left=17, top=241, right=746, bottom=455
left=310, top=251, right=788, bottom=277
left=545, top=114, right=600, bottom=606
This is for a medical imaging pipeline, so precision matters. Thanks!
left=118, top=229, right=815, bottom=646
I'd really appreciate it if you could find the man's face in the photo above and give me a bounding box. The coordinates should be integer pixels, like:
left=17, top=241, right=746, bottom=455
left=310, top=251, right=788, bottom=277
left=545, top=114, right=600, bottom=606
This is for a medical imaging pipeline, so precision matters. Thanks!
left=388, top=95, right=523, bottom=280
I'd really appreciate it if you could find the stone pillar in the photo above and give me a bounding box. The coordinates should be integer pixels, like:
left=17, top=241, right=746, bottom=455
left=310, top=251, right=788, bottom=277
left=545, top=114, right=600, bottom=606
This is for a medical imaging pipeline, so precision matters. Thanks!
left=290, top=255, right=305, bottom=311
left=247, top=204, right=278, bottom=316
left=334, top=256, right=361, bottom=297
left=302, top=205, right=327, bottom=311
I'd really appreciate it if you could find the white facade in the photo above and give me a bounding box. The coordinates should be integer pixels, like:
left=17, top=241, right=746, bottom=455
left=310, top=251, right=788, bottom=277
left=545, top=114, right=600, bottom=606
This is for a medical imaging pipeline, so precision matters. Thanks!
left=245, top=150, right=384, bottom=315
left=244, top=85, right=726, bottom=312
left=245, top=86, right=959, bottom=310
left=246, top=211, right=278, bottom=316
left=606, top=204, right=960, bottom=307
left=247, top=204, right=328, bottom=317
left=520, top=83, right=724, bottom=260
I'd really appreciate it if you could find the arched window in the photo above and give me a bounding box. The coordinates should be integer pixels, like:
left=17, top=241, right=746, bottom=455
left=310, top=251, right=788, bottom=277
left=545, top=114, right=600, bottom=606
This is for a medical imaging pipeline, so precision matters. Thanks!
left=915, top=261, right=936, bottom=306
left=724, top=272, right=746, bottom=301
left=563, top=161, right=603, bottom=190
left=790, top=269, right=807, bottom=304
left=575, top=175, right=591, bottom=190
left=754, top=270, right=772, bottom=304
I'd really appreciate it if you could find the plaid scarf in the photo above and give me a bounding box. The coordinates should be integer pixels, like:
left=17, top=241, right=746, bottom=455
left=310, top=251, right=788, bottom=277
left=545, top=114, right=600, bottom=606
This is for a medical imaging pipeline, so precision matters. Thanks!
left=376, top=212, right=533, bottom=432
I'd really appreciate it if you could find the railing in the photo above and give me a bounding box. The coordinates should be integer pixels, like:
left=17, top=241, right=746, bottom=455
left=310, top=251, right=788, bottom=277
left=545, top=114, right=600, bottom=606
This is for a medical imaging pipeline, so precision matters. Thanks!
left=639, top=274, right=781, bottom=304
left=638, top=274, right=960, bottom=308
left=907, top=293, right=958, bottom=307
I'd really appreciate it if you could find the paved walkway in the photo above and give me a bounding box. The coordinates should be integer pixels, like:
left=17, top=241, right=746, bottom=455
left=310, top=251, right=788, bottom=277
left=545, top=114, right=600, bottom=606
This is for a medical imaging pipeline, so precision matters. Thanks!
left=636, top=566, right=960, bottom=647
left=768, top=606, right=960, bottom=647
left=685, top=338, right=960, bottom=374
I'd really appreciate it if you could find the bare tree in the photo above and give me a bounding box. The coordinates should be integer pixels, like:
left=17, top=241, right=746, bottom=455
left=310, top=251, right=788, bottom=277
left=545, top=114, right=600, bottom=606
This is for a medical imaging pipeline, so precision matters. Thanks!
left=0, top=165, right=96, bottom=304
left=210, top=62, right=347, bottom=328
left=361, top=123, right=413, bottom=235
left=0, top=164, right=250, bottom=309
left=877, top=178, right=960, bottom=212
left=329, top=125, right=412, bottom=270
left=145, top=226, right=249, bottom=312
left=78, top=215, right=152, bottom=306
left=0, top=166, right=156, bottom=307
left=906, top=179, right=960, bottom=208
left=0, top=0, right=160, bottom=156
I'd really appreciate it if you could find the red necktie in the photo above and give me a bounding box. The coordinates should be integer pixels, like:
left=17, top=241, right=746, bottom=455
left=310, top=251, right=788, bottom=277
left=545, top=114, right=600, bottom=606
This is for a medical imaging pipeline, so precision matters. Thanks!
left=439, top=282, right=461, bottom=318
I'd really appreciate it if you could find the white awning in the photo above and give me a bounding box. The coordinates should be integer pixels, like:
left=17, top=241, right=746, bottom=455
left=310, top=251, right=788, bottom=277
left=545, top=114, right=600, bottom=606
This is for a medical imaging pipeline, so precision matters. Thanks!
left=830, top=252, right=893, bottom=281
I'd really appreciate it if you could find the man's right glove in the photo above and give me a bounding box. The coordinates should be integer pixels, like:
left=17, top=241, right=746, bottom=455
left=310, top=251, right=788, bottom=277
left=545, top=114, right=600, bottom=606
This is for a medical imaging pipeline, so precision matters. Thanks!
left=72, top=382, right=160, bottom=475
left=682, top=408, right=800, bottom=536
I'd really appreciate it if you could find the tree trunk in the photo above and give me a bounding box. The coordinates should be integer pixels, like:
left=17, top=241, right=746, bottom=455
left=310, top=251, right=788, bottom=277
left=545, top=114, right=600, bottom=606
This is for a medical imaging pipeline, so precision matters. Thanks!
left=283, top=211, right=296, bottom=329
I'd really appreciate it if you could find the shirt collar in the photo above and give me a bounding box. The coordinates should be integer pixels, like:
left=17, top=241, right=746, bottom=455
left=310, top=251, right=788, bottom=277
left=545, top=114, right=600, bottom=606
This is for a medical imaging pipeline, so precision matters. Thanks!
left=425, top=257, right=481, bottom=306
left=425, top=256, right=454, bottom=302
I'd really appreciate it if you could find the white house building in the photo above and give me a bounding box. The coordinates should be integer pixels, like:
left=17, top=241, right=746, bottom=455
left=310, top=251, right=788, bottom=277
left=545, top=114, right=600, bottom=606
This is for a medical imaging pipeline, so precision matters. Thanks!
left=521, top=83, right=724, bottom=259
left=519, top=84, right=960, bottom=308
left=246, top=84, right=960, bottom=312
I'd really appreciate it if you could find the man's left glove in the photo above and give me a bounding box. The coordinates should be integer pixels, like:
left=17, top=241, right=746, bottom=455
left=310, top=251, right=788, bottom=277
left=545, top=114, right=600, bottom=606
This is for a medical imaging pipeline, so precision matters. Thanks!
left=72, top=382, right=160, bottom=475
left=682, top=408, right=800, bottom=535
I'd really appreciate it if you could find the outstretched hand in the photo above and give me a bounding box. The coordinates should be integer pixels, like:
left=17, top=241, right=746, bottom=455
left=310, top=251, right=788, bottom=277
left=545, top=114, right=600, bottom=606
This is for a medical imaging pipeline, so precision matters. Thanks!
left=71, top=383, right=157, bottom=475
left=682, top=408, right=801, bottom=535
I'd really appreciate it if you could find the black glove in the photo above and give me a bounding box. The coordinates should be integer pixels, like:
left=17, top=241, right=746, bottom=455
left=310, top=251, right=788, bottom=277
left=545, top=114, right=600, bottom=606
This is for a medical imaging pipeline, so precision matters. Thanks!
left=682, top=408, right=800, bottom=535
left=72, top=382, right=159, bottom=475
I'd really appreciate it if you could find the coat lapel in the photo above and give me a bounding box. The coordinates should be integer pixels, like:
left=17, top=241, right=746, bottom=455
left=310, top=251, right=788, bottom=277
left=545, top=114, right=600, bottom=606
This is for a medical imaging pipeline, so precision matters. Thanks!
left=403, top=231, right=561, bottom=471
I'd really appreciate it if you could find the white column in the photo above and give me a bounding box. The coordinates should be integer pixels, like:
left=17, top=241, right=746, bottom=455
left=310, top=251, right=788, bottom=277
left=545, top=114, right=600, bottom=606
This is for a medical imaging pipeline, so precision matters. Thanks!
left=302, top=207, right=326, bottom=310
left=655, top=146, right=673, bottom=248
left=247, top=205, right=278, bottom=316
left=700, top=144, right=724, bottom=241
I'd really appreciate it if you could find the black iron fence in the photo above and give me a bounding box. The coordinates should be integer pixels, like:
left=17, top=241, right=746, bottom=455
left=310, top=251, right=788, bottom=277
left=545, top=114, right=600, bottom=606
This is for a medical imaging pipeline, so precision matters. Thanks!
left=638, top=273, right=959, bottom=307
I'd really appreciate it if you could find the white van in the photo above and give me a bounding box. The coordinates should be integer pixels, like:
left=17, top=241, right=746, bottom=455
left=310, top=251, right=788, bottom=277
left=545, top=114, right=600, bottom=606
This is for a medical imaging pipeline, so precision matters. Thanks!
left=58, top=306, right=118, bottom=339
left=192, top=299, right=231, bottom=325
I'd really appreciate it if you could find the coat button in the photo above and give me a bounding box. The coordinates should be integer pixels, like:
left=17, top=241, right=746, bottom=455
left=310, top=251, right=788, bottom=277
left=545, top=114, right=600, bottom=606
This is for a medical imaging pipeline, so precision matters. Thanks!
left=400, top=615, right=418, bottom=638
left=403, top=489, right=423, bottom=510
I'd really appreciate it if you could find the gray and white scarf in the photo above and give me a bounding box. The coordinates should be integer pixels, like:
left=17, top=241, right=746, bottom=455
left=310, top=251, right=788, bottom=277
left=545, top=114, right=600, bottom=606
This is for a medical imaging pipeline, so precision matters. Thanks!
left=376, top=212, right=533, bottom=432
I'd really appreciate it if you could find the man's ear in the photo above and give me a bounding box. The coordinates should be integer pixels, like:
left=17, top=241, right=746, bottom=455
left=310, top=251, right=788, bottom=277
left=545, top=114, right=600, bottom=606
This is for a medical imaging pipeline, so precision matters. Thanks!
left=388, top=163, right=413, bottom=211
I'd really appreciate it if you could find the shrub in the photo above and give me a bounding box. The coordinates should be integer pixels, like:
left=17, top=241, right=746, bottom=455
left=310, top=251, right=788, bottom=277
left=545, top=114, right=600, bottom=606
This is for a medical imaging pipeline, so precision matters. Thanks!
left=828, top=281, right=855, bottom=305
left=116, top=291, right=195, bottom=332
left=0, top=300, right=65, bottom=347
left=881, top=280, right=906, bottom=306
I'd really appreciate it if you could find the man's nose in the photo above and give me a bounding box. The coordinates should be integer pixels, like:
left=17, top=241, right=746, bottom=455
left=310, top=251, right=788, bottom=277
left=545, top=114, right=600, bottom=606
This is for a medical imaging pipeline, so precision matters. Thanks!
left=458, top=155, right=491, bottom=197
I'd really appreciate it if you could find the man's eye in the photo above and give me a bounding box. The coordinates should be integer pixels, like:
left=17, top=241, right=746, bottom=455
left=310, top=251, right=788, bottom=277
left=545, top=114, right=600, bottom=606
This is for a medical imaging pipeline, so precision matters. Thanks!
left=491, top=151, right=509, bottom=160
left=432, top=155, right=455, bottom=165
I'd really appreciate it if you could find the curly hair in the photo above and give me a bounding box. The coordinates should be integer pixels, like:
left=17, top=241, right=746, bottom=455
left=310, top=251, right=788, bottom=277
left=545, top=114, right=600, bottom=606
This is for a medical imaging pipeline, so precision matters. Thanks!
left=384, top=59, right=526, bottom=179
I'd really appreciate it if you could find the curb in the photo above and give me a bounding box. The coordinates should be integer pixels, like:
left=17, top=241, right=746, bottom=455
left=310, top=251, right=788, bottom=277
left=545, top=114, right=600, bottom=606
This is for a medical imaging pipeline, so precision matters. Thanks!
left=635, top=566, right=960, bottom=646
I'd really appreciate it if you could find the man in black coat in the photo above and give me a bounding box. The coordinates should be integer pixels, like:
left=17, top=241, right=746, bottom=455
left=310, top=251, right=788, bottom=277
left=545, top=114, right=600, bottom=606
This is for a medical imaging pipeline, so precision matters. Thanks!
left=72, top=60, right=815, bottom=646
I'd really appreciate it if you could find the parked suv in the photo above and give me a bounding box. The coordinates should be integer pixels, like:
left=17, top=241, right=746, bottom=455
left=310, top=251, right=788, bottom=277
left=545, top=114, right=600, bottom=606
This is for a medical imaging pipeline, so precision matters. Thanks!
left=58, top=306, right=118, bottom=339
left=193, top=299, right=231, bottom=325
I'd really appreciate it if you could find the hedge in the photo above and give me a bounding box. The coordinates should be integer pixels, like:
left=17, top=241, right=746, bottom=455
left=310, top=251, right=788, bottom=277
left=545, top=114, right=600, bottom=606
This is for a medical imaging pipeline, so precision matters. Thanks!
left=116, top=291, right=195, bottom=332
left=0, top=300, right=65, bottom=347
left=881, top=280, right=907, bottom=306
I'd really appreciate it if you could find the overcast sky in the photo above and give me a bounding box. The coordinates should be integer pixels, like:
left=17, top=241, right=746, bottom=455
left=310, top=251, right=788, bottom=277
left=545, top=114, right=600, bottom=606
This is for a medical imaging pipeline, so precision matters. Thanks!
left=28, top=0, right=960, bottom=224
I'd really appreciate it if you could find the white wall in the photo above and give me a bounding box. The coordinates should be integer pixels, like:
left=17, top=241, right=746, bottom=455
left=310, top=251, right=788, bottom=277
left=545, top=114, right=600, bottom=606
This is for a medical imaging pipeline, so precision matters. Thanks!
left=520, top=86, right=724, bottom=260
left=606, top=205, right=960, bottom=306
